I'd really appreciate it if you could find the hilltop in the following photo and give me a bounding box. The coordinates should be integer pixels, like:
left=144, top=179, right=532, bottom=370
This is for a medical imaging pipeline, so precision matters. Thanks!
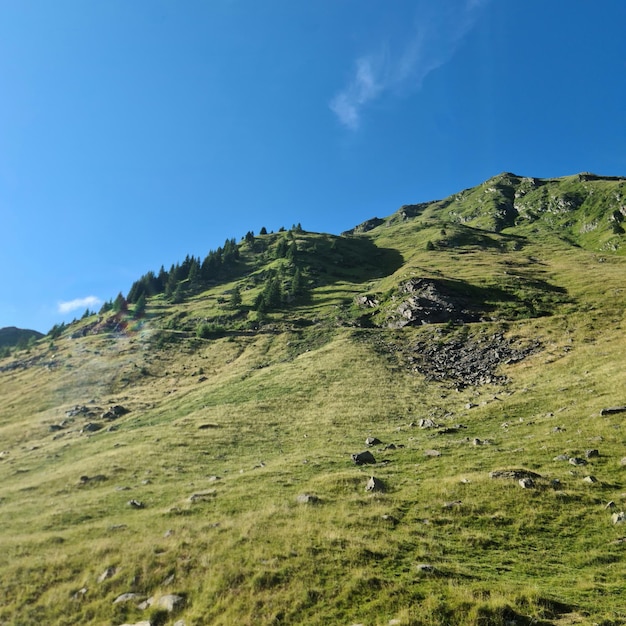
left=0, top=173, right=625, bottom=626
left=0, top=326, right=43, bottom=351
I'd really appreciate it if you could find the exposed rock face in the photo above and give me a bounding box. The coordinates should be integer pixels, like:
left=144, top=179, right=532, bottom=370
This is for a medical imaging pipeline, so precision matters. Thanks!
left=342, top=217, right=384, bottom=236
left=387, top=279, right=477, bottom=329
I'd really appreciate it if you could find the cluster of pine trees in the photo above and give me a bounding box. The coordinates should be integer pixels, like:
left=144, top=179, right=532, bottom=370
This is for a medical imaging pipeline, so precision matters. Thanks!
left=121, top=237, right=241, bottom=308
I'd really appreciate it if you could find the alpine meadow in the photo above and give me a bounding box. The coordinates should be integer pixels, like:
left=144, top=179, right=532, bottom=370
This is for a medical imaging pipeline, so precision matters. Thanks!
left=2, top=172, right=626, bottom=626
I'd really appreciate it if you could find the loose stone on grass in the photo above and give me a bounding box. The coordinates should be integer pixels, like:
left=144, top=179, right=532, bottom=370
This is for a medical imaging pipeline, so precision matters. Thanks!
left=424, top=449, right=441, bottom=457
left=98, top=566, right=117, bottom=583
left=489, top=469, right=542, bottom=481
left=569, top=457, right=587, bottom=466
left=611, top=511, right=626, bottom=524
left=600, top=406, right=626, bottom=416
left=365, top=476, right=385, bottom=492
left=352, top=450, right=376, bottom=465
left=188, top=489, right=216, bottom=502
left=365, top=436, right=382, bottom=446
left=113, top=592, right=144, bottom=604
left=296, top=493, right=320, bottom=504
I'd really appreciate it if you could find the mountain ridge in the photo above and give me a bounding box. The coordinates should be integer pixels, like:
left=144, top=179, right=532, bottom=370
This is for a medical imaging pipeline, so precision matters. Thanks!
left=0, top=172, right=625, bottom=625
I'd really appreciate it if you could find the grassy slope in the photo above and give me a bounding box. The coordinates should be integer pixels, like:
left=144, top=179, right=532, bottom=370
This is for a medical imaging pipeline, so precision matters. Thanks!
left=1, top=176, right=626, bottom=625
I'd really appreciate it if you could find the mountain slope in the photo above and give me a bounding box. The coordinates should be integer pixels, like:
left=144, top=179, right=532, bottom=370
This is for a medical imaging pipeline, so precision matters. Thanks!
left=0, top=173, right=625, bottom=626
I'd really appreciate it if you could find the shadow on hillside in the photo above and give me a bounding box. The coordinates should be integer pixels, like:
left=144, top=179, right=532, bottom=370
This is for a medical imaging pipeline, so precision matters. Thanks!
left=438, top=224, right=528, bottom=251
left=302, top=235, right=404, bottom=285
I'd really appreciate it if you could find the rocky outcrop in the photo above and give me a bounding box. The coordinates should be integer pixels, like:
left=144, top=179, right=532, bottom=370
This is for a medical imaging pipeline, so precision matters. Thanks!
left=386, top=279, right=477, bottom=329
left=342, top=217, right=384, bottom=236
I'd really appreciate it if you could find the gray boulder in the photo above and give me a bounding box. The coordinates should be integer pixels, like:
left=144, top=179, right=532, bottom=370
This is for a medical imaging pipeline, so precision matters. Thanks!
left=113, top=592, right=144, bottom=604
left=365, top=476, right=385, bottom=493
left=352, top=451, right=376, bottom=465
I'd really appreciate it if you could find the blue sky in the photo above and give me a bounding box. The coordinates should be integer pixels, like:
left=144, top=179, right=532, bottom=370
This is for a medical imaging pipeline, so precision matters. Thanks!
left=1, top=0, right=625, bottom=333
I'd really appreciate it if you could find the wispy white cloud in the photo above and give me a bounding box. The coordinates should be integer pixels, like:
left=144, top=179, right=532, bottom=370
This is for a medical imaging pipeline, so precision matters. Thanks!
left=330, top=0, right=490, bottom=130
left=58, top=295, right=101, bottom=314
left=329, top=57, right=384, bottom=131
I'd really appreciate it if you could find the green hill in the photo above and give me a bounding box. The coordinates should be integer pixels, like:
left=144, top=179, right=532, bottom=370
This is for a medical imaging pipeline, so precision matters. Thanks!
left=0, top=326, right=43, bottom=350
left=1, top=173, right=625, bottom=625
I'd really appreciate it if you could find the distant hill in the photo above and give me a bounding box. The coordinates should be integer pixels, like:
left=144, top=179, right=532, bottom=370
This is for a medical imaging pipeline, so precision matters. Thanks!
left=0, top=326, right=43, bottom=349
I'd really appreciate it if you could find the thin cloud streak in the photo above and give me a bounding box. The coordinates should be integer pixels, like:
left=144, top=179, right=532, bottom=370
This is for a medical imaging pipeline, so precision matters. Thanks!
left=329, top=57, right=383, bottom=131
left=58, top=296, right=101, bottom=314
left=330, top=0, right=490, bottom=130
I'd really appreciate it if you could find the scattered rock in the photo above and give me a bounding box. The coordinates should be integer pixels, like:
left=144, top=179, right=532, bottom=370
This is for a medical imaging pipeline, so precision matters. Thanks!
left=365, top=437, right=382, bottom=446
left=82, top=422, right=103, bottom=433
left=569, top=457, right=587, bottom=467
left=416, top=563, right=436, bottom=574
left=79, top=474, right=107, bottom=485
left=600, top=406, right=626, bottom=416
left=381, top=514, right=399, bottom=525
left=472, top=438, right=484, bottom=446
left=418, top=418, right=439, bottom=429
left=188, top=489, right=216, bottom=502
left=158, top=594, right=185, bottom=612
left=98, top=566, right=117, bottom=583
left=365, top=476, right=385, bottom=493
left=102, top=405, right=129, bottom=420
left=296, top=493, right=320, bottom=505
left=399, top=329, right=541, bottom=386
left=605, top=501, right=615, bottom=509
left=585, top=449, right=600, bottom=458
left=113, top=592, right=144, bottom=604
left=489, top=469, right=542, bottom=481
left=128, top=499, right=144, bottom=509
left=198, top=423, right=220, bottom=429
left=611, top=512, right=626, bottom=524
left=72, top=587, right=88, bottom=600
left=443, top=500, right=462, bottom=508
left=351, top=451, right=376, bottom=465
left=583, top=476, right=598, bottom=484
left=66, top=405, right=93, bottom=418
left=424, top=449, right=441, bottom=457
left=553, top=454, right=570, bottom=462
left=519, top=477, right=535, bottom=489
